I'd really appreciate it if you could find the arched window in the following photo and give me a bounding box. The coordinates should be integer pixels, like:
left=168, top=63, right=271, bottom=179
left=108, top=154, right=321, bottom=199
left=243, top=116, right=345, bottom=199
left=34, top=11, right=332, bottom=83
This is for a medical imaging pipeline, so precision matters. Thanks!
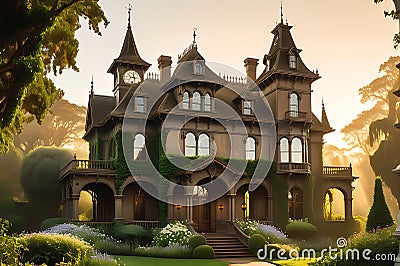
left=245, top=137, right=256, bottom=160
left=204, top=93, right=212, bottom=112
left=290, top=93, right=299, bottom=117
left=192, top=92, right=201, bottom=111
left=185, top=133, right=196, bottom=156
left=280, top=138, right=289, bottom=163
left=291, top=137, right=303, bottom=163
left=198, top=133, right=210, bottom=156
left=195, top=62, right=203, bottom=75
left=183, top=91, right=190, bottom=110
left=289, top=54, right=297, bottom=69
left=133, top=134, right=145, bottom=160
left=288, top=187, right=303, bottom=220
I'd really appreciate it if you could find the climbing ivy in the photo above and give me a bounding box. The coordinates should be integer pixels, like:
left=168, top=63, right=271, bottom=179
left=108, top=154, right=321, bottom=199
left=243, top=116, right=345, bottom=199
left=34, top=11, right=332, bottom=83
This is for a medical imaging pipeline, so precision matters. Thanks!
left=111, top=129, right=280, bottom=227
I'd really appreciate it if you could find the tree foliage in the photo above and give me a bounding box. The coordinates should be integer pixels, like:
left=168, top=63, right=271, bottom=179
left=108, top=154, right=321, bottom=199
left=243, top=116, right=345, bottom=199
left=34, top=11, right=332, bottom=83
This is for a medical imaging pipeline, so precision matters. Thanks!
left=0, top=0, right=108, bottom=153
left=14, top=99, right=87, bottom=155
left=366, top=177, right=394, bottom=232
left=375, top=0, right=400, bottom=48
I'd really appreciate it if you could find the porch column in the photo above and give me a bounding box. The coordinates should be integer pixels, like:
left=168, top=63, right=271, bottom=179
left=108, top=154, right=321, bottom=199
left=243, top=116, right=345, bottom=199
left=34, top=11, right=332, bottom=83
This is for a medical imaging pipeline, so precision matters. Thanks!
left=345, top=196, right=352, bottom=219
left=114, top=195, right=124, bottom=221
left=228, top=194, right=236, bottom=222
left=71, top=194, right=80, bottom=221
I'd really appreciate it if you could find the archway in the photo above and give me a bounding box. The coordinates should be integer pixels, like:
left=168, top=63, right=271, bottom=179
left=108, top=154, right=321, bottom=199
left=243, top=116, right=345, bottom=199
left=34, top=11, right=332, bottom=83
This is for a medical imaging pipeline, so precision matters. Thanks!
left=192, top=178, right=211, bottom=232
left=122, top=182, right=159, bottom=221
left=235, top=183, right=269, bottom=222
left=323, top=188, right=345, bottom=221
left=80, top=183, right=115, bottom=222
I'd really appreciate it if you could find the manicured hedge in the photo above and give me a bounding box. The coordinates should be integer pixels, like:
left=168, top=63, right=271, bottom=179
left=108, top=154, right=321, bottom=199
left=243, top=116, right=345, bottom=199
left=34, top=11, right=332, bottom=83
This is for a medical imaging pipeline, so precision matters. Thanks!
left=193, top=245, right=214, bottom=259
left=189, top=235, right=207, bottom=250
left=248, top=234, right=266, bottom=254
left=285, top=221, right=317, bottom=240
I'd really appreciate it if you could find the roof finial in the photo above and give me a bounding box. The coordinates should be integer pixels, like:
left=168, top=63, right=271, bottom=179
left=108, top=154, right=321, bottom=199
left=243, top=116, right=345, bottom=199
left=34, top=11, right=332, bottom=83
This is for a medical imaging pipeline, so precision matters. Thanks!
left=322, top=96, right=325, bottom=109
left=280, top=1, right=284, bottom=24
left=90, top=75, right=94, bottom=95
left=126, top=3, right=132, bottom=28
left=193, top=28, right=197, bottom=44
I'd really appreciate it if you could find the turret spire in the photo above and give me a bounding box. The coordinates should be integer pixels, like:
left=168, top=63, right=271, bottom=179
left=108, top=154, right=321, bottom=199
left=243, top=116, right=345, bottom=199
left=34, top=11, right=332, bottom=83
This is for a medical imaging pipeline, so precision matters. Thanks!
left=90, top=75, right=94, bottom=95
left=127, top=3, right=132, bottom=28
left=193, top=28, right=197, bottom=44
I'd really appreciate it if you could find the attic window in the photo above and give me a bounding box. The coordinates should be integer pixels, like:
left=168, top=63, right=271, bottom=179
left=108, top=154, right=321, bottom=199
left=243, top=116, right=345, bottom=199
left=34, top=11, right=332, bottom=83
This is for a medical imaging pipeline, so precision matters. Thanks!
left=136, top=96, right=146, bottom=112
left=289, top=54, right=297, bottom=69
left=194, top=61, right=204, bottom=75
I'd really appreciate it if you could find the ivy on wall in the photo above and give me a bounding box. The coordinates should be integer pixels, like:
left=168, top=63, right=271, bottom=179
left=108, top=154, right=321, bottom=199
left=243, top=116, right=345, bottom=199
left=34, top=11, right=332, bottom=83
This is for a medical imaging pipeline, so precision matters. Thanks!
left=110, top=129, right=284, bottom=227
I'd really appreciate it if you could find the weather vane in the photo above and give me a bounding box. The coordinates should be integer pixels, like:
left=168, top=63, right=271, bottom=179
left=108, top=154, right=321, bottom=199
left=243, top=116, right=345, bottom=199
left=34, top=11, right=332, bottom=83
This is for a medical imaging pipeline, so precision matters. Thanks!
left=193, top=28, right=197, bottom=44
left=126, top=3, right=133, bottom=27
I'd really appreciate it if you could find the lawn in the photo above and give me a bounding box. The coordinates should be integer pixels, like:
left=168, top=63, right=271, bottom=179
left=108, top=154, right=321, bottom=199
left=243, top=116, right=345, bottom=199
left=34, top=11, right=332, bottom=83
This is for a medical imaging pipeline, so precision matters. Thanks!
left=116, top=256, right=230, bottom=266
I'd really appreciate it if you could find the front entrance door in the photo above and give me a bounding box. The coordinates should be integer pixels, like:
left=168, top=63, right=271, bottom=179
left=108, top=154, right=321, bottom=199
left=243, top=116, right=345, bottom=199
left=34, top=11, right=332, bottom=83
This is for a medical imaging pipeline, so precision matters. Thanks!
left=193, top=202, right=212, bottom=232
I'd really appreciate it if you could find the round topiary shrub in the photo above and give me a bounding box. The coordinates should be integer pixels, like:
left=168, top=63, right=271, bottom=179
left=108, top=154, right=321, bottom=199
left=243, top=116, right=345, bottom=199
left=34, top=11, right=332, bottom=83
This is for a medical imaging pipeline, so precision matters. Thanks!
left=40, top=217, right=68, bottom=230
left=193, top=244, right=215, bottom=259
left=188, top=235, right=207, bottom=250
left=285, top=221, right=317, bottom=240
left=248, top=233, right=266, bottom=254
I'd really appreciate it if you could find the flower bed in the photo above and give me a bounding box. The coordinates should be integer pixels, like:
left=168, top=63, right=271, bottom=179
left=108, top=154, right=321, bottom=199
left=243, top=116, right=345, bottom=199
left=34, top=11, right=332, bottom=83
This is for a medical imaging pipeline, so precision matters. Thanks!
left=152, top=221, right=193, bottom=247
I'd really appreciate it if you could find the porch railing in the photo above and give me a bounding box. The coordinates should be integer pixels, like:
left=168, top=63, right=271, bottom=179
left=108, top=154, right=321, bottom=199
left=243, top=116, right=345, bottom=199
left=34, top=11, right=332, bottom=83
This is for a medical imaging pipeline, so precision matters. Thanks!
left=60, top=159, right=114, bottom=178
left=285, top=110, right=307, bottom=120
left=232, top=222, right=249, bottom=246
left=124, top=220, right=161, bottom=229
left=278, top=162, right=310, bottom=172
left=323, top=165, right=352, bottom=176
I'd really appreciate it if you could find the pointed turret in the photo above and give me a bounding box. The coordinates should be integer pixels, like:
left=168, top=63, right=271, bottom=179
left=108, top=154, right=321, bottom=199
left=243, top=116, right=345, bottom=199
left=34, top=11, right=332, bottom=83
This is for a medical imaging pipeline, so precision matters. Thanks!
left=321, top=100, right=335, bottom=134
left=257, top=19, right=320, bottom=84
left=107, top=7, right=150, bottom=74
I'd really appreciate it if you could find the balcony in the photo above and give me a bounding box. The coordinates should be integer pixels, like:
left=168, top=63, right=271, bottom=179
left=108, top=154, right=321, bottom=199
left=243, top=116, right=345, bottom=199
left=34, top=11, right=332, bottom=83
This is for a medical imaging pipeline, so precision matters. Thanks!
left=59, top=159, right=116, bottom=180
left=278, top=162, right=310, bottom=173
left=285, top=110, right=307, bottom=122
left=322, top=165, right=355, bottom=180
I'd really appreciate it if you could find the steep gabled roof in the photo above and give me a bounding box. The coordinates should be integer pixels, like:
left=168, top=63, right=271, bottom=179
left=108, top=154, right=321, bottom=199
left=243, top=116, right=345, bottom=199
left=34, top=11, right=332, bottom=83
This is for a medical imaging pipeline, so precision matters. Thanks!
left=107, top=24, right=151, bottom=73
left=257, top=22, right=320, bottom=84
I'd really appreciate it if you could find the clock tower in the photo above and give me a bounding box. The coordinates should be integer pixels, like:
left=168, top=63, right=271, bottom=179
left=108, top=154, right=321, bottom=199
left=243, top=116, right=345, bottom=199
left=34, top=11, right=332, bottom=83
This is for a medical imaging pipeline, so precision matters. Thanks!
left=107, top=7, right=151, bottom=104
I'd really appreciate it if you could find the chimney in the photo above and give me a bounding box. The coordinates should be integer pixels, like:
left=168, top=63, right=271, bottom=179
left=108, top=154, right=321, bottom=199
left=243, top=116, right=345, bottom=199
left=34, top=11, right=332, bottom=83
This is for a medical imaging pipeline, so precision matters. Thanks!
left=244, top=58, right=259, bottom=82
left=158, top=55, right=172, bottom=82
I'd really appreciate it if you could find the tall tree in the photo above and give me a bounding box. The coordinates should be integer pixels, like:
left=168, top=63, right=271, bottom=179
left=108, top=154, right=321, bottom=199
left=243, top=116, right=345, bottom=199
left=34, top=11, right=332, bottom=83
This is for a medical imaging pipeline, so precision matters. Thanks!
left=375, top=0, right=400, bottom=48
left=0, top=0, right=108, bottom=153
left=14, top=99, right=87, bottom=156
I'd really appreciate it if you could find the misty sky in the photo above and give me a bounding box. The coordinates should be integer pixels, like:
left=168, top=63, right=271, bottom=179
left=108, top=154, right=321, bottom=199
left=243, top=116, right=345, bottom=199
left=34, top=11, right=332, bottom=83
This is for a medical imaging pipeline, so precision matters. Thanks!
left=50, top=0, right=399, bottom=148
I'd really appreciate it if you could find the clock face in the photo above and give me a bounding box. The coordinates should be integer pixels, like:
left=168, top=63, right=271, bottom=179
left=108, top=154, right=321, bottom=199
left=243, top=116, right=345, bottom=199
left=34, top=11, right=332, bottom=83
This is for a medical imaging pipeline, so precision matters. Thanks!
left=123, top=70, right=141, bottom=84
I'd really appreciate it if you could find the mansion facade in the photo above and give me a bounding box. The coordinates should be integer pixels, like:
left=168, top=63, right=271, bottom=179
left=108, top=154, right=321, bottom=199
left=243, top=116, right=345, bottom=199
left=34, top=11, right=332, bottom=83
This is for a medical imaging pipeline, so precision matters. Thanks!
left=59, top=13, right=358, bottom=236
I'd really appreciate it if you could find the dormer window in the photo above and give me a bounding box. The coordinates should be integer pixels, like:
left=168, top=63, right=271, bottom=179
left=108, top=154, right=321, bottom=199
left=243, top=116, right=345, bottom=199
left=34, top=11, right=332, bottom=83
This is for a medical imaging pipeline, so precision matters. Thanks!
left=289, top=54, right=297, bottom=69
left=243, top=100, right=253, bottom=115
left=194, top=61, right=204, bottom=75
left=135, top=96, right=146, bottom=112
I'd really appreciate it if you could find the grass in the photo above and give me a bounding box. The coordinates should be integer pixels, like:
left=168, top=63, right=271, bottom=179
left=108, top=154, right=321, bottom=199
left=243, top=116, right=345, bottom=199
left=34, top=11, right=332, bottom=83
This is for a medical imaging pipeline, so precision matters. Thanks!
left=116, top=256, right=229, bottom=266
